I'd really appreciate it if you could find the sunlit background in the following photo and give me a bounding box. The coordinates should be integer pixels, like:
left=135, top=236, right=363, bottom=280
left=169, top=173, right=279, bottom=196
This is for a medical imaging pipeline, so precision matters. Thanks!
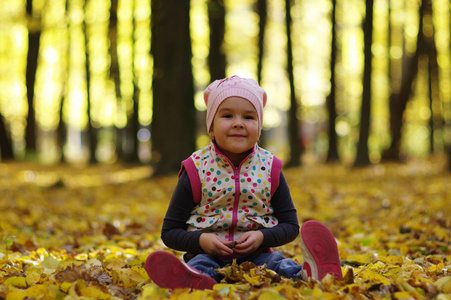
left=0, top=0, right=450, bottom=165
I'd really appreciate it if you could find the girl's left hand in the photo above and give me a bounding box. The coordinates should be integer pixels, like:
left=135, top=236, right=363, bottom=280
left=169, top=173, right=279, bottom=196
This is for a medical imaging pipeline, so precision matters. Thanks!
left=232, top=231, right=264, bottom=255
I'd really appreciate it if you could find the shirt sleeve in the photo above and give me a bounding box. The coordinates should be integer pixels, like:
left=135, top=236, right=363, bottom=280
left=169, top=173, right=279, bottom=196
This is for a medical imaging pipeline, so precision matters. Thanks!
left=259, top=171, right=300, bottom=248
left=161, top=170, right=299, bottom=252
left=160, top=171, right=204, bottom=252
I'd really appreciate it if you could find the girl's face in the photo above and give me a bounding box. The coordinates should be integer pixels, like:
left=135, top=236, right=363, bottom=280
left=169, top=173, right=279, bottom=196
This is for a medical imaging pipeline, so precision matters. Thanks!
left=209, top=97, right=259, bottom=165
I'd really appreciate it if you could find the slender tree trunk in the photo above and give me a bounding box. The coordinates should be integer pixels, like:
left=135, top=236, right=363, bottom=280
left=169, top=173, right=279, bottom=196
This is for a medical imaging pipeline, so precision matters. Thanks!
left=108, top=0, right=126, bottom=161
left=208, top=0, right=226, bottom=81
left=384, top=0, right=399, bottom=160
left=383, top=0, right=425, bottom=161
left=256, top=0, right=266, bottom=84
left=424, top=0, right=440, bottom=154
left=25, top=0, right=40, bottom=155
left=354, top=0, right=373, bottom=167
left=151, top=0, right=196, bottom=175
left=326, top=0, right=339, bottom=163
left=428, top=47, right=440, bottom=153
left=129, top=86, right=140, bottom=163
left=0, top=116, right=14, bottom=160
left=285, top=0, right=301, bottom=167
left=84, top=1, right=97, bottom=163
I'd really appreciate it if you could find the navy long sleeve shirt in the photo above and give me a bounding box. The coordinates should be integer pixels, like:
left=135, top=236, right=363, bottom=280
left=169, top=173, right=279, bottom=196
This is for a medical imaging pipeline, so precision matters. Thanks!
left=160, top=170, right=300, bottom=254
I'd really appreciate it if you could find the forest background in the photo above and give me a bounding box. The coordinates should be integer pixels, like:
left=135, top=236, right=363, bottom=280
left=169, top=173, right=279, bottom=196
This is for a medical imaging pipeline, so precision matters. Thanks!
left=0, top=0, right=450, bottom=173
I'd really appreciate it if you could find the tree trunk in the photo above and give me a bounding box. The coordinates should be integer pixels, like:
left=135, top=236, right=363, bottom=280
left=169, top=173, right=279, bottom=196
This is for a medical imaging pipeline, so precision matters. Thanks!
left=0, top=116, right=14, bottom=160
left=382, top=0, right=425, bottom=161
left=424, top=0, right=440, bottom=154
left=128, top=86, right=140, bottom=163
left=84, top=1, right=97, bottom=164
left=25, top=0, right=40, bottom=156
left=207, top=0, right=226, bottom=81
left=326, top=0, right=339, bottom=163
left=285, top=0, right=301, bottom=167
left=256, top=0, right=266, bottom=84
left=354, top=0, right=373, bottom=167
left=151, top=0, right=196, bottom=175
left=108, top=0, right=127, bottom=162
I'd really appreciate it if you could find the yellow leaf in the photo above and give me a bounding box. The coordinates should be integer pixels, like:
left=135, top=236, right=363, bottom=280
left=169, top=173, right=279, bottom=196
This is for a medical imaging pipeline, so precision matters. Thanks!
left=138, top=284, right=168, bottom=300
left=433, top=226, right=449, bottom=240
left=213, top=283, right=238, bottom=295
left=4, top=277, right=29, bottom=288
left=394, top=291, right=415, bottom=299
left=40, top=256, right=61, bottom=274
left=172, top=289, right=213, bottom=300
left=131, top=264, right=149, bottom=279
left=5, top=291, right=26, bottom=300
left=74, top=253, right=88, bottom=261
left=25, top=284, right=47, bottom=298
left=79, top=286, right=110, bottom=299
left=435, top=276, right=451, bottom=293
left=381, top=256, right=404, bottom=265
left=384, top=266, right=402, bottom=277
left=358, top=269, right=391, bottom=285
left=243, top=273, right=262, bottom=285
left=25, top=271, right=41, bottom=284
left=119, top=268, right=147, bottom=288
left=60, top=282, right=72, bottom=293
left=312, top=284, right=323, bottom=297
left=345, top=254, right=372, bottom=265
left=257, top=289, right=286, bottom=300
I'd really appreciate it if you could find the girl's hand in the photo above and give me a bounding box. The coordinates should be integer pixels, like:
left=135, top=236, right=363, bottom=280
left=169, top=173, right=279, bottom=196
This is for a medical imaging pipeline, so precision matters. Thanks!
left=199, top=233, right=234, bottom=256
left=232, top=231, right=264, bottom=255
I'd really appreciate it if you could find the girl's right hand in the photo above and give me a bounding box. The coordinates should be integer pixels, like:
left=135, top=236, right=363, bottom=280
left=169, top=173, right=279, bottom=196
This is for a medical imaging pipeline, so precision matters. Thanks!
left=199, top=233, right=234, bottom=257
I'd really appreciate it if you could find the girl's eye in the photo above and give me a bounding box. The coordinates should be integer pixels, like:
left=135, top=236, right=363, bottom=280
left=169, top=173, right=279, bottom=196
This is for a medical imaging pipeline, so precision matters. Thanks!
left=245, top=115, right=256, bottom=120
left=222, top=114, right=232, bottom=118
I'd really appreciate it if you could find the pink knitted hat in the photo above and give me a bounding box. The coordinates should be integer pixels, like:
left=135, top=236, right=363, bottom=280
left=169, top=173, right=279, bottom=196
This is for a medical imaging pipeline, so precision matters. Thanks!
left=203, top=75, right=267, bottom=133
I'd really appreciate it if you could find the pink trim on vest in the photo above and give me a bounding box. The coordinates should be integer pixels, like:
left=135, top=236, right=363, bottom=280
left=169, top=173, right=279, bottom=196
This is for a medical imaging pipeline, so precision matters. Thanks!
left=270, top=156, right=282, bottom=197
left=181, top=151, right=282, bottom=204
left=180, top=158, right=202, bottom=203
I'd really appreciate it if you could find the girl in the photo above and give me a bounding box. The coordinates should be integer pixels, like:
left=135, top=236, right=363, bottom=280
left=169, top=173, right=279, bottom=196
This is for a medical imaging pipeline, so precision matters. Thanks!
left=145, top=75, right=342, bottom=290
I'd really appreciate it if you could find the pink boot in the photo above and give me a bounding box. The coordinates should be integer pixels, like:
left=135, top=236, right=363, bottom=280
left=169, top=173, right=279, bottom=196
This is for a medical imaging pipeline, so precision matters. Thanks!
left=145, top=251, right=217, bottom=290
left=300, top=220, right=343, bottom=281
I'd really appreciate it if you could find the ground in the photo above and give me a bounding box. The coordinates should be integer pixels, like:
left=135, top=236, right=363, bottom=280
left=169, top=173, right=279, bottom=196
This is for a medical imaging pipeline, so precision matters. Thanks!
left=0, top=157, right=450, bottom=299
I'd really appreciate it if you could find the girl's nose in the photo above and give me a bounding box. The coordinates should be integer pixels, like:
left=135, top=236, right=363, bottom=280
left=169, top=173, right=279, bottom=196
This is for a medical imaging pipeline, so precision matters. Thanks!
left=233, top=122, right=244, bottom=129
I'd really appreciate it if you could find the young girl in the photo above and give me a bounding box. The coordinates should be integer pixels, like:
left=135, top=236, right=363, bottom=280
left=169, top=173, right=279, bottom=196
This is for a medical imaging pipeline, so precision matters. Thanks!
left=145, top=75, right=342, bottom=290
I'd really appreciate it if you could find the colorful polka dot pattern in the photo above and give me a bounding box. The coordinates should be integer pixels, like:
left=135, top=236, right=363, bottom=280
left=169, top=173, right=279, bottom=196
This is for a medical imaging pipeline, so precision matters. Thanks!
left=186, top=142, right=279, bottom=240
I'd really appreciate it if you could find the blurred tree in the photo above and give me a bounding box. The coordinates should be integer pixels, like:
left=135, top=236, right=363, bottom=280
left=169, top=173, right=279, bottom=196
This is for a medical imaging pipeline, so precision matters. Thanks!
left=354, top=0, right=373, bottom=167
left=108, top=0, right=126, bottom=162
left=84, top=0, right=98, bottom=164
left=423, top=0, right=440, bottom=154
left=256, top=0, right=266, bottom=84
left=285, top=0, right=302, bottom=167
left=151, top=0, right=196, bottom=175
left=383, top=0, right=425, bottom=161
left=128, top=85, right=141, bottom=162
left=0, top=116, right=14, bottom=160
left=326, top=0, right=339, bottom=163
left=208, top=0, right=226, bottom=81
left=58, top=88, right=66, bottom=163
left=25, top=0, right=40, bottom=156
left=385, top=0, right=397, bottom=159
left=255, top=0, right=268, bottom=148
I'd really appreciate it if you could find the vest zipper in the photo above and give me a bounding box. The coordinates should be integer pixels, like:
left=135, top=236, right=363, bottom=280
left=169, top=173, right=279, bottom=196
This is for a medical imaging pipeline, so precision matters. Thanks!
left=229, top=166, right=241, bottom=241
left=212, top=142, right=256, bottom=241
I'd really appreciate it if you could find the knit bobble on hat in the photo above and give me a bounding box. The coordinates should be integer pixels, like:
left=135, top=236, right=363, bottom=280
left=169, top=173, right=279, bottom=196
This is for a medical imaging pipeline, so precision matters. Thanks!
left=203, top=75, right=267, bottom=133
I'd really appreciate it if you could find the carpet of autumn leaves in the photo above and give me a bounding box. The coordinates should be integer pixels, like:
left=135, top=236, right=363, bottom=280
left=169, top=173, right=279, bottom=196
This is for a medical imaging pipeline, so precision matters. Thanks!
left=0, top=156, right=450, bottom=300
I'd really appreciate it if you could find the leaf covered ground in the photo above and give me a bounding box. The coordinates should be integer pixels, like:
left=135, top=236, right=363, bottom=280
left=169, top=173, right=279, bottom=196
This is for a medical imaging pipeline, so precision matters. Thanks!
left=0, top=158, right=450, bottom=299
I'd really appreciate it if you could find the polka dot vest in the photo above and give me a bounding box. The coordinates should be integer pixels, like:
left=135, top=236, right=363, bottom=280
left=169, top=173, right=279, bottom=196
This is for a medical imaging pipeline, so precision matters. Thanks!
left=182, top=142, right=282, bottom=241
